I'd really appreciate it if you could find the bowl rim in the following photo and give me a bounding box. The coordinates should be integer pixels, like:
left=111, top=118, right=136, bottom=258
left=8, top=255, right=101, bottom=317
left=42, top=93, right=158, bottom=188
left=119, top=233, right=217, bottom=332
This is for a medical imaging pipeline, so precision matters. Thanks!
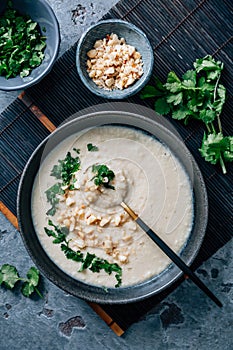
left=76, top=19, right=154, bottom=99
left=0, top=0, right=60, bottom=91
left=17, top=110, right=208, bottom=304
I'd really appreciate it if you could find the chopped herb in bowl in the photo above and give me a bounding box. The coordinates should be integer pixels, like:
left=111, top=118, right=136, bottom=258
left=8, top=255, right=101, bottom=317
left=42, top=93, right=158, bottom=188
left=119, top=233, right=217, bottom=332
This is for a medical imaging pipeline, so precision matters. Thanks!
left=0, top=0, right=46, bottom=79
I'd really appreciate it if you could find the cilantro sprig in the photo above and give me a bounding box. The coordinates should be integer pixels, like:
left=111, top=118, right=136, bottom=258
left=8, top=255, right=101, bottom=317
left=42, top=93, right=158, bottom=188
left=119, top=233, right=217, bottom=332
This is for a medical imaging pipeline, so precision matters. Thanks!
left=45, top=148, right=81, bottom=216
left=0, top=1, right=46, bottom=79
left=199, top=133, right=233, bottom=174
left=140, top=55, right=232, bottom=174
left=87, top=143, right=99, bottom=152
left=44, top=221, right=122, bottom=287
left=50, top=148, right=81, bottom=187
left=45, top=183, right=64, bottom=216
left=91, top=164, right=115, bottom=189
left=0, top=264, right=42, bottom=298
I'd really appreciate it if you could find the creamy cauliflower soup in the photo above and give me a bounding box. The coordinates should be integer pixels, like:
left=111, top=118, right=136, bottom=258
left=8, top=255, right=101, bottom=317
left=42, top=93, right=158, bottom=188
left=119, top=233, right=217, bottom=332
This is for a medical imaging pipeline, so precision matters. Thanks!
left=31, top=126, right=193, bottom=288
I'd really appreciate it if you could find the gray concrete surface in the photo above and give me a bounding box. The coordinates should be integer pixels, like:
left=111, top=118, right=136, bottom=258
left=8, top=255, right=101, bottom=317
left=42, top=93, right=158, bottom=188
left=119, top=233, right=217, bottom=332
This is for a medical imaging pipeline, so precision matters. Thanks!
left=0, top=1, right=232, bottom=349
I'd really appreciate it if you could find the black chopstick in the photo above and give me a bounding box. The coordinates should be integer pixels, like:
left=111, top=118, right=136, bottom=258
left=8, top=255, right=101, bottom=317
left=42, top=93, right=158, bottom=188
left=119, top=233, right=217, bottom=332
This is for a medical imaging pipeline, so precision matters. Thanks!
left=121, top=202, right=223, bottom=308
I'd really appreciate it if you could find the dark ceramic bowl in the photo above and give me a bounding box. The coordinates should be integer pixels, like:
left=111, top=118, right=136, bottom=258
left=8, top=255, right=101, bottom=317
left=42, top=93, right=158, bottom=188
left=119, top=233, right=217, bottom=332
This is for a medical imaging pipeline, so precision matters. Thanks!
left=17, top=110, right=208, bottom=304
left=0, top=0, right=60, bottom=91
left=76, top=20, right=154, bottom=99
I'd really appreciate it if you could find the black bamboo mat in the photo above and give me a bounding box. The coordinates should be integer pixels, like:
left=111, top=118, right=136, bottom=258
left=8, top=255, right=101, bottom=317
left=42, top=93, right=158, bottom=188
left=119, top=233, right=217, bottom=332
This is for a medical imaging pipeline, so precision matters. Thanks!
left=0, top=0, right=232, bottom=335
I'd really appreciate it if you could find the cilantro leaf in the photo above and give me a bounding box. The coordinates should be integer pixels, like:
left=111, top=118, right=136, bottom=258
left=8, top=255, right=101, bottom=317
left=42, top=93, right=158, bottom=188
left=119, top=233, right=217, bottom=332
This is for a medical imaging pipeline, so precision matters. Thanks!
left=0, top=264, right=42, bottom=297
left=87, top=143, right=99, bottom=152
left=46, top=148, right=81, bottom=216
left=0, top=264, right=20, bottom=289
left=140, top=55, right=230, bottom=174
left=140, top=85, right=165, bottom=99
left=0, top=1, right=46, bottom=79
left=166, top=92, right=183, bottom=105
left=199, top=109, right=216, bottom=124
left=164, top=82, right=182, bottom=93
left=21, top=267, right=42, bottom=298
left=167, top=71, right=181, bottom=83
left=154, top=97, right=171, bottom=115
left=44, top=220, right=68, bottom=244
left=44, top=221, right=123, bottom=288
left=182, top=69, right=196, bottom=84
left=45, top=183, right=64, bottom=216
left=194, top=55, right=223, bottom=78
left=171, top=106, right=193, bottom=121
left=61, top=244, right=84, bottom=262
left=51, top=148, right=81, bottom=186
left=79, top=252, right=96, bottom=271
left=80, top=254, right=122, bottom=288
left=21, top=282, right=35, bottom=297
left=199, top=133, right=233, bottom=174
left=91, top=164, right=115, bottom=190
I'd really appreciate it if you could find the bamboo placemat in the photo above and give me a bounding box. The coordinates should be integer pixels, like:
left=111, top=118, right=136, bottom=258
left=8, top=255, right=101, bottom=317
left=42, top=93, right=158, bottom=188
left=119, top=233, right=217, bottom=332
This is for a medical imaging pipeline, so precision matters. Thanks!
left=0, top=0, right=232, bottom=336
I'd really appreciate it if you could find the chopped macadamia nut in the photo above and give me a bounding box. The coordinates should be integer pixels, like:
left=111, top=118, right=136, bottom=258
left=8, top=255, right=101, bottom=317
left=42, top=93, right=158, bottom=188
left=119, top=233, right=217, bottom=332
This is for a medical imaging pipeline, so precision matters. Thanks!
left=86, top=33, right=143, bottom=90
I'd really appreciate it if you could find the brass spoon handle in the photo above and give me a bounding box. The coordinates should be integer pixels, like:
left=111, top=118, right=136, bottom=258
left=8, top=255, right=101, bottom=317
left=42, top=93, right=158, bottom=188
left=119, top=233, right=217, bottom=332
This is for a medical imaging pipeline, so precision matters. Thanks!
left=121, top=201, right=138, bottom=220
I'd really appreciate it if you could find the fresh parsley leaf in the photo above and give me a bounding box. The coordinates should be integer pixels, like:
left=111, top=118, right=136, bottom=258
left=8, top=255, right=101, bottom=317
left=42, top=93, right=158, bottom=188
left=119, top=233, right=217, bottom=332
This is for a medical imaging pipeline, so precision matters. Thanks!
left=0, top=1, right=46, bottom=79
left=0, top=264, right=20, bottom=289
left=91, top=164, right=115, bottom=190
left=87, top=143, right=99, bottom=152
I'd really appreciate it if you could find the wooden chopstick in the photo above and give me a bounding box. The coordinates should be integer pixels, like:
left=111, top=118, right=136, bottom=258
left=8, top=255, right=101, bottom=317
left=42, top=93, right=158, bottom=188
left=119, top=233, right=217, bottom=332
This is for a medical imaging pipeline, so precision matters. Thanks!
left=121, top=202, right=223, bottom=308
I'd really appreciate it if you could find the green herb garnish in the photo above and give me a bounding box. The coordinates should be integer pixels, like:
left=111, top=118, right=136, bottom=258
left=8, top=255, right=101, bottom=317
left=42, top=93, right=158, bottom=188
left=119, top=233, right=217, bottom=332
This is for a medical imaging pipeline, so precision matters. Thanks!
left=87, top=143, right=99, bottom=152
left=45, top=183, right=64, bottom=216
left=50, top=148, right=81, bottom=186
left=199, top=133, right=233, bottom=174
left=44, top=219, right=69, bottom=244
left=0, top=1, right=46, bottom=79
left=21, top=267, right=42, bottom=298
left=44, top=221, right=122, bottom=287
left=0, top=264, right=42, bottom=297
left=91, top=164, right=115, bottom=189
left=45, top=148, right=81, bottom=216
left=140, top=55, right=232, bottom=173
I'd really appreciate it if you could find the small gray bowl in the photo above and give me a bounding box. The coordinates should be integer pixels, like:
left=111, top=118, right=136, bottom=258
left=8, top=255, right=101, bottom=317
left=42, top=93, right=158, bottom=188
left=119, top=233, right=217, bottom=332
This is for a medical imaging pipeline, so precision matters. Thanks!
left=0, top=0, right=60, bottom=91
left=76, top=20, right=154, bottom=99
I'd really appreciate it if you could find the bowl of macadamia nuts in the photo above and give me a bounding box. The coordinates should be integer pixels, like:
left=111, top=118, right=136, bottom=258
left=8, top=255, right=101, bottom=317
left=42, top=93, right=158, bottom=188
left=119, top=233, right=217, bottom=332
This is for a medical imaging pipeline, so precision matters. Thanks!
left=76, top=19, right=154, bottom=99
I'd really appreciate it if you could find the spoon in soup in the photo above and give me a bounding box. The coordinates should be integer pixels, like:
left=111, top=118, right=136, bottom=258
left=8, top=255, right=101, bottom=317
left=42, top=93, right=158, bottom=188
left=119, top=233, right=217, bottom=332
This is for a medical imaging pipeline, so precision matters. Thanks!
left=121, top=201, right=223, bottom=308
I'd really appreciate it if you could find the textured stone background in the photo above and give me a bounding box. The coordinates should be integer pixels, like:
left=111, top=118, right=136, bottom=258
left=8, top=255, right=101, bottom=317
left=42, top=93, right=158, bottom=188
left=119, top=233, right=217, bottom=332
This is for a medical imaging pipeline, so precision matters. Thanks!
left=0, top=1, right=232, bottom=349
